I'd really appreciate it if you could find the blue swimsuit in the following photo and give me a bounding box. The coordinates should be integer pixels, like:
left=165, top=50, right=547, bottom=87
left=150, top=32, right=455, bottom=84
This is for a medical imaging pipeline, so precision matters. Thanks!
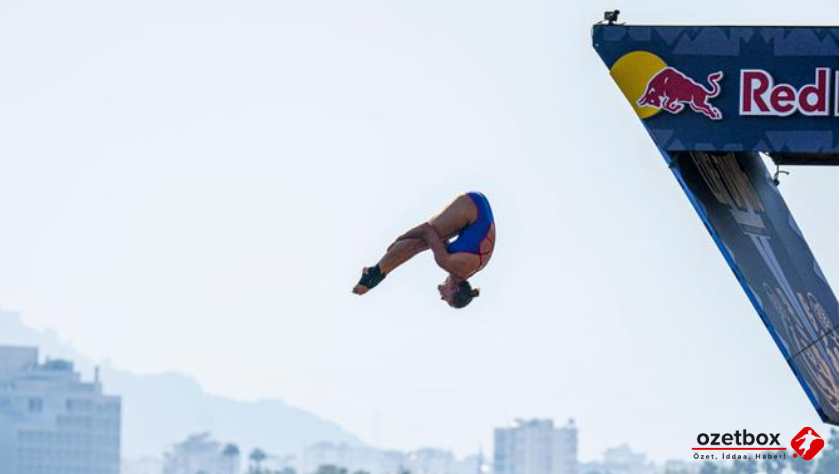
left=447, top=192, right=494, bottom=255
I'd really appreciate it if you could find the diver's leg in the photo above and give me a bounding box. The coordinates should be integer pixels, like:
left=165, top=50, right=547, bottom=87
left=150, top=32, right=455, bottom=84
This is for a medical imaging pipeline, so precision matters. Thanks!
left=353, top=238, right=429, bottom=295
left=380, top=238, right=428, bottom=273
left=389, top=195, right=470, bottom=244
left=428, top=194, right=473, bottom=238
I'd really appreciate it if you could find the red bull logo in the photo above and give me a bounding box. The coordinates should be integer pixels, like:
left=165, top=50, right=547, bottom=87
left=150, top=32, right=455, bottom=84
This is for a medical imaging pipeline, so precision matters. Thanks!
left=637, top=68, right=723, bottom=120
left=610, top=50, right=840, bottom=123
left=609, top=51, right=724, bottom=121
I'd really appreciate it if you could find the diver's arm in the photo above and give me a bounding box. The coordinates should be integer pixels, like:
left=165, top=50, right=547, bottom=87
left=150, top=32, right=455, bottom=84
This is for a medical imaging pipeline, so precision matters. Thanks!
left=418, top=223, right=469, bottom=278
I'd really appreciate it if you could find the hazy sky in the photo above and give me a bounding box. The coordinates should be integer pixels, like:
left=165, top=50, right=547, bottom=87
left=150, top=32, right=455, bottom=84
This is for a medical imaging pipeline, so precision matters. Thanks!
left=1, top=0, right=837, bottom=463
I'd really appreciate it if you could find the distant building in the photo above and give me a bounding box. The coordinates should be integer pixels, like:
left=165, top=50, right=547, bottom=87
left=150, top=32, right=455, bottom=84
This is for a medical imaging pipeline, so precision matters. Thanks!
left=405, top=448, right=456, bottom=474
left=303, top=443, right=484, bottom=474
left=454, top=452, right=488, bottom=474
left=553, top=422, right=577, bottom=474
left=162, top=433, right=240, bottom=474
left=494, top=419, right=578, bottom=474
left=381, top=449, right=408, bottom=474
left=263, top=452, right=298, bottom=474
left=304, top=442, right=386, bottom=474
left=0, top=345, right=121, bottom=474
left=603, top=445, right=654, bottom=474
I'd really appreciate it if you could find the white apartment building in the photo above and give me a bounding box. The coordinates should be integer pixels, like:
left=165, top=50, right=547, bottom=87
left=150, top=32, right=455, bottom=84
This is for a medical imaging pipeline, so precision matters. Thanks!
left=0, top=345, right=121, bottom=474
left=494, top=419, right=578, bottom=474
left=162, top=432, right=241, bottom=474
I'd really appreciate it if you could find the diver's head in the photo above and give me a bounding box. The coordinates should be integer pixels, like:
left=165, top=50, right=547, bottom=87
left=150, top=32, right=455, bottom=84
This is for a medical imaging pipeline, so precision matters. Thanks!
left=438, top=277, right=480, bottom=309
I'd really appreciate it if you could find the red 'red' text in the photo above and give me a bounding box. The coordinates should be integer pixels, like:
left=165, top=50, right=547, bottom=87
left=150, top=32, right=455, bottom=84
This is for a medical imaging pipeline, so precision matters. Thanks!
left=740, top=68, right=837, bottom=117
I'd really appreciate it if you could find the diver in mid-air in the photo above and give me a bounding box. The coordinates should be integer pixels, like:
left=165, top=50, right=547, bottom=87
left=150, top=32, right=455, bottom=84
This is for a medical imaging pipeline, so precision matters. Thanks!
left=353, top=192, right=495, bottom=309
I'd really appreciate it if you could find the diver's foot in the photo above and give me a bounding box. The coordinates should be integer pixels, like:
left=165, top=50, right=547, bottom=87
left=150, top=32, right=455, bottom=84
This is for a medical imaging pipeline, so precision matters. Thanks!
left=352, top=267, right=372, bottom=295
left=352, top=265, right=385, bottom=295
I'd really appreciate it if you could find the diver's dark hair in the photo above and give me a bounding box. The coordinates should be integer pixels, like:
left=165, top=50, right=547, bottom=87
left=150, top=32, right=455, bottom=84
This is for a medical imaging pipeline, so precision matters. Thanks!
left=451, top=280, right=480, bottom=309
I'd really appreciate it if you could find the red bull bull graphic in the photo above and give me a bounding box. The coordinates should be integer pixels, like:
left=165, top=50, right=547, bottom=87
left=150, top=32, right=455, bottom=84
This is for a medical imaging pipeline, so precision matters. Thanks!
left=593, top=24, right=839, bottom=425
left=637, top=67, right=723, bottom=120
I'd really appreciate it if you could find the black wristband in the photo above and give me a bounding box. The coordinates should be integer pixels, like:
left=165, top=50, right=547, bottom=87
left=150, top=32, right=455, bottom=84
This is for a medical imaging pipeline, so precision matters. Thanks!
left=358, top=264, right=386, bottom=290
